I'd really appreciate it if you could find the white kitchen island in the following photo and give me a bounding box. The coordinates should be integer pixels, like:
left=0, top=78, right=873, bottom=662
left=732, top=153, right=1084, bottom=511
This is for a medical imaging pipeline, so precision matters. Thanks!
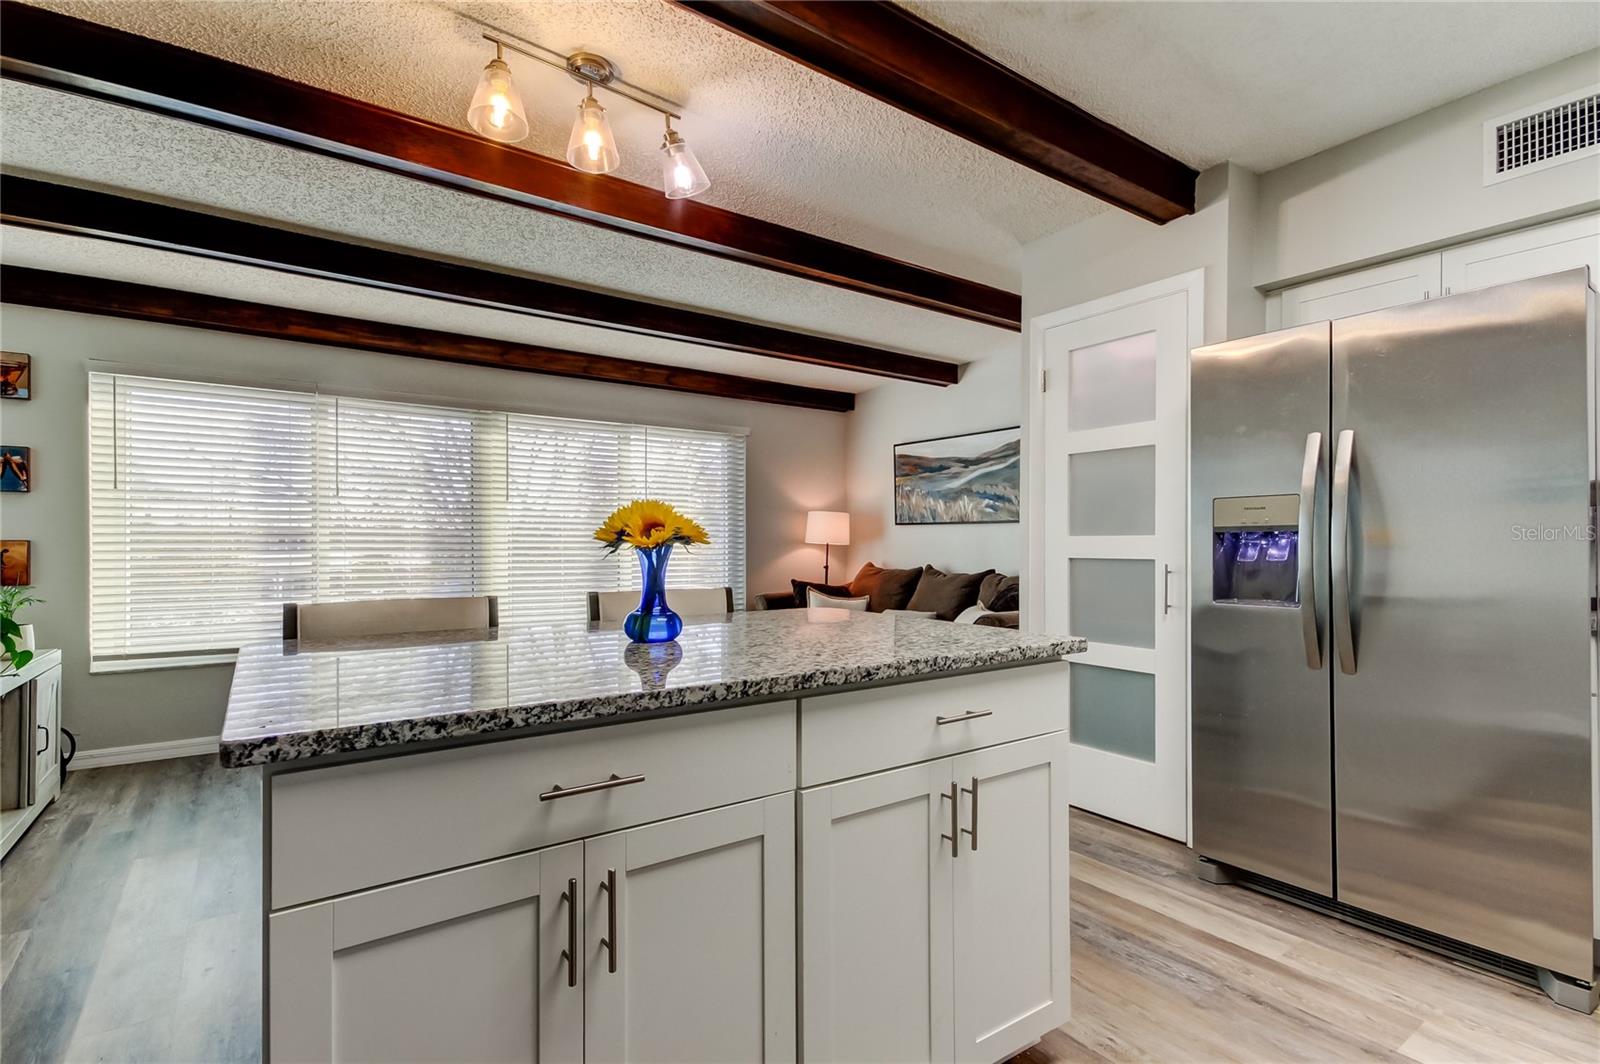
left=221, top=609, right=1084, bottom=1064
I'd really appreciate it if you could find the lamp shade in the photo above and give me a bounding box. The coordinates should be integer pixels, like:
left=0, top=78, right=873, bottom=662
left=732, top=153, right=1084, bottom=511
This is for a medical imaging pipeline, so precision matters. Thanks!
left=804, top=510, right=851, bottom=546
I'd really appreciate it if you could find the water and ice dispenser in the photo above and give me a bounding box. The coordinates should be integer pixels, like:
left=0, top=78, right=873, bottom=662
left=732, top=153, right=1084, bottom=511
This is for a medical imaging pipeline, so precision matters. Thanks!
left=1212, top=494, right=1300, bottom=606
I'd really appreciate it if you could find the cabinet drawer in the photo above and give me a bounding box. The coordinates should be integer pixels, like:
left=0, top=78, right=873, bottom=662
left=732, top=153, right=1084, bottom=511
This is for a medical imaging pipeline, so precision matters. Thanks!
left=271, top=701, right=796, bottom=908
left=800, top=663, right=1068, bottom=786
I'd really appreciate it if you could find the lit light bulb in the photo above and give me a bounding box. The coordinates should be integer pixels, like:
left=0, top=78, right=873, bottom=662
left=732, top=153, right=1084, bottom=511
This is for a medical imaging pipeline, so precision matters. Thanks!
left=659, top=125, right=710, bottom=199
left=466, top=54, right=528, bottom=143
left=566, top=92, right=620, bottom=174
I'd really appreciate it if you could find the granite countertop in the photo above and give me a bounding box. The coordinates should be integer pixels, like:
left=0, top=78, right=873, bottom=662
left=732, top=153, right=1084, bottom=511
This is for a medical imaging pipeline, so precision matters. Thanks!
left=219, top=609, right=1085, bottom=767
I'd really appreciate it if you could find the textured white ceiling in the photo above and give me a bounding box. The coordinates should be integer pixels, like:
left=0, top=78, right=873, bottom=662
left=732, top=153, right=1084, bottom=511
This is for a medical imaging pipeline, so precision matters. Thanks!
left=4, top=1, right=1594, bottom=397
left=21, top=0, right=1599, bottom=278
left=902, top=1, right=1600, bottom=173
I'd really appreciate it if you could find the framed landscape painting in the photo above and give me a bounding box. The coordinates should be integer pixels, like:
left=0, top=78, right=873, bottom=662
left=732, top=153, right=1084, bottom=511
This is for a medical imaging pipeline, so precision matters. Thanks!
left=894, top=426, right=1021, bottom=525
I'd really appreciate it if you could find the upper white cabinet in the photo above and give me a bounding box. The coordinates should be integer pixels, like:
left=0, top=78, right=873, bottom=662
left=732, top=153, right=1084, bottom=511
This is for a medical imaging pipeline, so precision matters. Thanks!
left=1278, top=214, right=1598, bottom=328
left=1440, top=214, right=1600, bottom=294
left=800, top=733, right=1070, bottom=1064
left=1280, top=253, right=1443, bottom=327
left=584, top=795, right=796, bottom=1064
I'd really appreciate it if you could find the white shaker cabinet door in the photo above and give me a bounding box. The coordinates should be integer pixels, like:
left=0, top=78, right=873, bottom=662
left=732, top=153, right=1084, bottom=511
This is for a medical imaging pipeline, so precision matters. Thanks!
left=1279, top=253, right=1442, bottom=326
left=583, top=793, right=796, bottom=1064
left=267, top=841, right=584, bottom=1064
left=1441, top=213, right=1600, bottom=294
left=800, top=759, right=956, bottom=1064
left=951, top=734, right=1070, bottom=1064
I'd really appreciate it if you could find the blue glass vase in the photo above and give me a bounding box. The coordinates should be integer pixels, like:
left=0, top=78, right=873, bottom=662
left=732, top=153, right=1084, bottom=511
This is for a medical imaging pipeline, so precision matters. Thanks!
left=624, top=544, right=683, bottom=644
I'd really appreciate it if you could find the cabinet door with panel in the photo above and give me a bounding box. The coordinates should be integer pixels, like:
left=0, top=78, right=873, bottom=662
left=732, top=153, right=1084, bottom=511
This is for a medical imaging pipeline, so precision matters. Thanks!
left=951, top=733, right=1070, bottom=1064
left=268, top=842, right=584, bottom=1064
left=1280, top=253, right=1442, bottom=327
left=1441, top=214, right=1599, bottom=294
left=583, top=793, right=796, bottom=1064
left=800, top=759, right=957, bottom=1064
left=33, top=665, right=61, bottom=790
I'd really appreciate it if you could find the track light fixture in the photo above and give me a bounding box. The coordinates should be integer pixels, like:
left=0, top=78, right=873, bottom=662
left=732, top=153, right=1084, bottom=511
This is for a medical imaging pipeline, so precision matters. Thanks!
left=466, top=42, right=529, bottom=143
left=466, top=34, right=710, bottom=198
left=660, top=117, right=710, bottom=199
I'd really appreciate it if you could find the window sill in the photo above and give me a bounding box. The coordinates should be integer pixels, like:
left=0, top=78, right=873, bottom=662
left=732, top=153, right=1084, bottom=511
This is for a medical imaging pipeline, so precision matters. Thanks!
left=90, top=653, right=239, bottom=675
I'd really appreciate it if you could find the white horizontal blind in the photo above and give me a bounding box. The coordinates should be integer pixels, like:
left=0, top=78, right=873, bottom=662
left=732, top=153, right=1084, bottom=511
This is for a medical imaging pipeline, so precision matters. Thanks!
left=89, top=374, right=318, bottom=659
left=89, top=373, right=748, bottom=664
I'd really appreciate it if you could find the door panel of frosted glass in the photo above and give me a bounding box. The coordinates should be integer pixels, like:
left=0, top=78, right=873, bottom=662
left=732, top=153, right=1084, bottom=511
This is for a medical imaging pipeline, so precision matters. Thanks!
left=1068, top=447, right=1154, bottom=535
left=1067, top=331, right=1157, bottom=431
left=1069, top=560, right=1154, bottom=648
left=1070, top=665, right=1156, bottom=762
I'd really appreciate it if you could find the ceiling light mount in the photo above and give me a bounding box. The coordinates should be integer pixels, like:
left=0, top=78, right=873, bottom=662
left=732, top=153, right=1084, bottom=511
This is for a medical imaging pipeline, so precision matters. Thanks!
left=565, top=51, right=616, bottom=88
left=466, top=32, right=707, bottom=196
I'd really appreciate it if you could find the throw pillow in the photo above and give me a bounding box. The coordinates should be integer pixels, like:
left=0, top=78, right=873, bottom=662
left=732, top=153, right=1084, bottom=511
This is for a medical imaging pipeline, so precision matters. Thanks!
left=906, top=565, right=994, bottom=621
left=792, top=578, right=852, bottom=604
left=807, top=588, right=870, bottom=611
left=847, top=562, right=922, bottom=612
left=978, top=573, right=1020, bottom=612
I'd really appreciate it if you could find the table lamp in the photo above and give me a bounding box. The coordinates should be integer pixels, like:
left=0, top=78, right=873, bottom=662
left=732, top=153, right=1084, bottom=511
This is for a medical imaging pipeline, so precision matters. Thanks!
left=804, top=511, right=851, bottom=584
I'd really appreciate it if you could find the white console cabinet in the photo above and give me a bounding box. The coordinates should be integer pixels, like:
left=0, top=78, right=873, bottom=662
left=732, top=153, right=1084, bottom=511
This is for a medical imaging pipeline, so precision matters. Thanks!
left=1, top=649, right=63, bottom=861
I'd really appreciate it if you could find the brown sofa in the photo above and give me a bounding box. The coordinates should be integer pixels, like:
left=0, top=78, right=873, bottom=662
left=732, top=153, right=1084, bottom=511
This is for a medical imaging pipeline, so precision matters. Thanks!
left=755, top=563, right=1021, bottom=629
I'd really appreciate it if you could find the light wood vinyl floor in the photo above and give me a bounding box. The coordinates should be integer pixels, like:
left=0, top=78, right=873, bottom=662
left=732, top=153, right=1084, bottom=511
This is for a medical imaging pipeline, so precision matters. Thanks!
left=2, top=757, right=1596, bottom=1062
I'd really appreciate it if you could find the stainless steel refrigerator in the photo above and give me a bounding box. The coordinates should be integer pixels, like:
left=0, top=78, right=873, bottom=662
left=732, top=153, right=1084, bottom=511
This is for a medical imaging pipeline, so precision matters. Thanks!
left=1190, top=269, right=1598, bottom=1011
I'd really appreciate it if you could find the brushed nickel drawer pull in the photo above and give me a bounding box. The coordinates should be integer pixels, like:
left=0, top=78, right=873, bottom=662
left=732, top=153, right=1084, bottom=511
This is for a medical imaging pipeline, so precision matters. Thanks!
left=939, top=782, right=960, bottom=858
left=599, top=867, right=618, bottom=974
left=935, top=709, right=994, bottom=726
left=560, top=877, right=578, bottom=988
left=540, top=773, right=646, bottom=801
left=960, top=777, right=979, bottom=852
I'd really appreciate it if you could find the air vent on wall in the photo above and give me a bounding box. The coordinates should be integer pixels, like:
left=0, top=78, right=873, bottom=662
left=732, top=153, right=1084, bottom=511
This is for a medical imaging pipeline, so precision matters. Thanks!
left=1483, top=85, right=1599, bottom=185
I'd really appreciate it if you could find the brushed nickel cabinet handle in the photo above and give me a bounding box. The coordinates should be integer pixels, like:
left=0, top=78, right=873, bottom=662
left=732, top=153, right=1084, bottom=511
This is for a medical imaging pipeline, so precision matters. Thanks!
left=960, top=776, right=979, bottom=852
left=939, top=782, right=960, bottom=858
left=599, top=868, right=618, bottom=974
left=560, top=877, right=578, bottom=988
left=935, top=709, right=993, bottom=726
left=540, top=773, right=646, bottom=801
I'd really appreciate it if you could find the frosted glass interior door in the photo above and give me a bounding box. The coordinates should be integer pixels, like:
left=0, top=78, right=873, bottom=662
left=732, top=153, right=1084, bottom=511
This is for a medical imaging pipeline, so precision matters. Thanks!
left=1043, top=290, right=1188, bottom=840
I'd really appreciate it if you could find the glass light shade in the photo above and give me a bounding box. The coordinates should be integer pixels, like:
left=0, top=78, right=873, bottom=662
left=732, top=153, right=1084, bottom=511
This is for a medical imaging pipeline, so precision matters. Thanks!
left=466, top=57, right=529, bottom=143
left=660, top=131, right=711, bottom=199
left=804, top=510, right=851, bottom=546
left=566, top=96, right=620, bottom=174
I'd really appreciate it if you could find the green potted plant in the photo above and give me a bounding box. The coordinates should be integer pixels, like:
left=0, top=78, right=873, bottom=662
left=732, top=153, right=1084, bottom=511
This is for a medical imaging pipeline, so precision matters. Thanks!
left=1, top=586, right=43, bottom=674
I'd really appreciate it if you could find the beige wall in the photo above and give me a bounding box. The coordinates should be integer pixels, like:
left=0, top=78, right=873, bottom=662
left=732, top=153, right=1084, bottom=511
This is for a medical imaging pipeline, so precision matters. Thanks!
left=0, top=305, right=847, bottom=752
left=1254, top=48, right=1600, bottom=288
left=842, top=344, right=1025, bottom=583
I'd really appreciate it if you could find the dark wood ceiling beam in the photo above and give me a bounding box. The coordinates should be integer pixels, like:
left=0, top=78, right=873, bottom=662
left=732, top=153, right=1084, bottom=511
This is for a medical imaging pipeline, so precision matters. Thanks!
left=0, top=2, right=1019, bottom=330
left=675, top=1, right=1198, bottom=224
left=0, top=176, right=959, bottom=385
left=0, top=266, right=854, bottom=412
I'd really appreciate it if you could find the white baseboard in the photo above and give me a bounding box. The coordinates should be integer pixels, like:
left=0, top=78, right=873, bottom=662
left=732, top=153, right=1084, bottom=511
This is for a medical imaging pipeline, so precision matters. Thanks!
left=68, top=735, right=220, bottom=771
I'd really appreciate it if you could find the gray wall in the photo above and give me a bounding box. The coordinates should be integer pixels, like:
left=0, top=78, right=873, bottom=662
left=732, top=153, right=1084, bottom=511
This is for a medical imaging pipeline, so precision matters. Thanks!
left=0, top=306, right=847, bottom=752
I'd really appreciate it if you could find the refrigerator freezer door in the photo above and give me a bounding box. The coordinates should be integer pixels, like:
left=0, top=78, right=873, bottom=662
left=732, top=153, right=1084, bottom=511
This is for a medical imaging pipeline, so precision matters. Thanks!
left=1191, top=322, right=1334, bottom=893
left=1332, top=269, right=1595, bottom=979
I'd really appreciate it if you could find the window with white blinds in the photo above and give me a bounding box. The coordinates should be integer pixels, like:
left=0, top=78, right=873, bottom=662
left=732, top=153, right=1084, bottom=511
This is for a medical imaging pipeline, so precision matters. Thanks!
left=88, top=373, right=748, bottom=665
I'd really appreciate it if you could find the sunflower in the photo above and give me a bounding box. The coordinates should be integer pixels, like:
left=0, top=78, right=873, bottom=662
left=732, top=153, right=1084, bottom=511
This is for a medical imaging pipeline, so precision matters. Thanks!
left=594, top=499, right=711, bottom=553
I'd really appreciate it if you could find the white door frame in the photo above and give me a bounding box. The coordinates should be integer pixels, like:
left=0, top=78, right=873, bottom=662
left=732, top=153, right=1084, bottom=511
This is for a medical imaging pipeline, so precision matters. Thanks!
left=1024, top=268, right=1204, bottom=844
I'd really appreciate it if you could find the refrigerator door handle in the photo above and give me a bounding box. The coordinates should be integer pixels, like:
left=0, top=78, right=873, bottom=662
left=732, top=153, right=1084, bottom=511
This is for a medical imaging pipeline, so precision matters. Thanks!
left=1298, top=431, right=1324, bottom=669
left=1332, top=429, right=1358, bottom=675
